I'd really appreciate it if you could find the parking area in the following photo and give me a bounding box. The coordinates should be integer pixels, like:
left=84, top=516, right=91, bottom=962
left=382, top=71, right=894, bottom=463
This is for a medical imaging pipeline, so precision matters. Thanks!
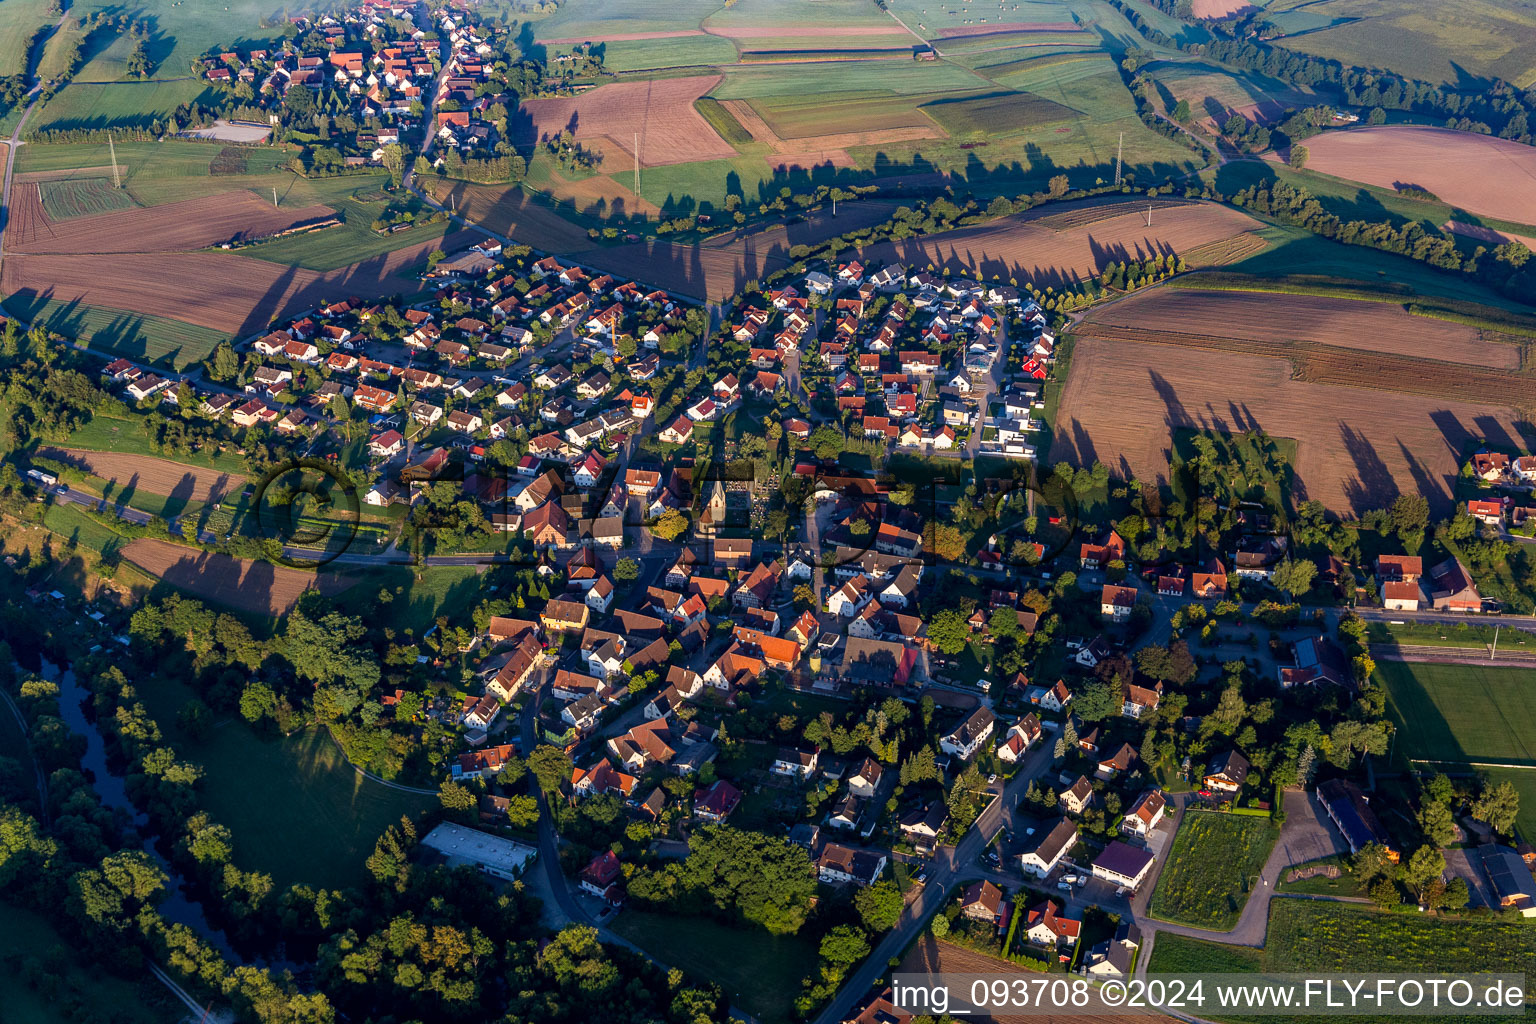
left=1272, top=788, right=1349, bottom=872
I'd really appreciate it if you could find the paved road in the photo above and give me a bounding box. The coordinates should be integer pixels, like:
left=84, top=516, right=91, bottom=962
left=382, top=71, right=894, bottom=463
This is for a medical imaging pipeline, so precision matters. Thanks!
left=1131, top=787, right=1357, bottom=976
left=812, top=734, right=1059, bottom=1024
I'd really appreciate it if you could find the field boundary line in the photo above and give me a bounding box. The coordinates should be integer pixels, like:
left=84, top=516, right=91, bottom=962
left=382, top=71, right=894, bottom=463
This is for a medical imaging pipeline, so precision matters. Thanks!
left=1407, top=759, right=1536, bottom=770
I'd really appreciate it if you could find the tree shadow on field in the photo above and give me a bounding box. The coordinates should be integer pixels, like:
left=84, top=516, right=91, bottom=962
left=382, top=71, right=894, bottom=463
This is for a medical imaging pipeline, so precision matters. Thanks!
left=1339, top=422, right=1398, bottom=516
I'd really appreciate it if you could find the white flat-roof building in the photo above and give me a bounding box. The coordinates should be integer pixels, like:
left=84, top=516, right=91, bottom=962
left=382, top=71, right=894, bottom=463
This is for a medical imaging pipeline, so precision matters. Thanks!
left=420, top=823, right=537, bottom=880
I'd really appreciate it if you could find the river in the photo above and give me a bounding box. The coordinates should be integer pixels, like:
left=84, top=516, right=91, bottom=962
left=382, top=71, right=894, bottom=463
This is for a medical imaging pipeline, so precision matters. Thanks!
left=43, top=658, right=240, bottom=961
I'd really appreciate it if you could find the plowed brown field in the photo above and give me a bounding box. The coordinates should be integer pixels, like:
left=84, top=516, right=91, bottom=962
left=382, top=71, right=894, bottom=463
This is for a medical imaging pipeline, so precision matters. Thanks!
left=37, top=447, right=243, bottom=501
left=513, top=76, right=737, bottom=167
left=1, top=227, right=473, bottom=335
left=5, top=182, right=53, bottom=248
left=899, top=936, right=1177, bottom=1022
left=861, top=202, right=1264, bottom=288
left=1096, top=288, right=1523, bottom=368
left=122, top=538, right=356, bottom=617
left=1304, top=126, right=1536, bottom=227
left=7, top=191, right=335, bottom=254
left=1053, top=336, right=1531, bottom=514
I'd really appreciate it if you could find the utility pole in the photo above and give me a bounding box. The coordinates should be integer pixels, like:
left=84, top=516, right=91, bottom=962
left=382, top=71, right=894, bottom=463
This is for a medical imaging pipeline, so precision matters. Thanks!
left=1491, top=623, right=1500, bottom=660
left=1146, top=203, right=1153, bottom=227
left=272, top=187, right=278, bottom=208
left=832, top=194, right=837, bottom=217
left=633, top=131, right=640, bottom=198
left=108, top=133, right=121, bottom=189
left=1114, top=132, right=1122, bottom=187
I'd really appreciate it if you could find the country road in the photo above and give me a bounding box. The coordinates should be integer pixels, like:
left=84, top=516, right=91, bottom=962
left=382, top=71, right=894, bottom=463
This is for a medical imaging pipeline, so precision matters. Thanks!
left=0, top=13, right=70, bottom=267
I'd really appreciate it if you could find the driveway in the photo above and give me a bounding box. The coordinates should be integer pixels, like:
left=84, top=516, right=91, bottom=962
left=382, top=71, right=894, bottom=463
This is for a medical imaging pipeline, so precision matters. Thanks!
left=1132, top=787, right=1358, bottom=975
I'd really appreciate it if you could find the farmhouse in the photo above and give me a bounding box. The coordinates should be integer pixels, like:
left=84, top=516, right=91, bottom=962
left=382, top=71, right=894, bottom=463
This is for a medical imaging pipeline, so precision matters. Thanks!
left=1427, top=557, right=1483, bottom=613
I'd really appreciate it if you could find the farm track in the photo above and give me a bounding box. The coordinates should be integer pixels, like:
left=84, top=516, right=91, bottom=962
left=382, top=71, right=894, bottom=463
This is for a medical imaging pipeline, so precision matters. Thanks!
left=1077, top=322, right=1536, bottom=408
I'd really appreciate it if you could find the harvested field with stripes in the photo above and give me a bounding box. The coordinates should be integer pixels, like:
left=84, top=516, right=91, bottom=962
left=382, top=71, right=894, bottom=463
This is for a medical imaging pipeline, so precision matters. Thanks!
left=122, top=538, right=356, bottom=618
left=1056, top=294, right=1536, bottom=515
left=860, top=201, right=1263, bottom=287
left=36, top=447, right=243, bottom=502
left=512, top=76, right=737, bottom=168
left=5, top=191, right=335, bottom=254
left=1088, top=288, right=1527, bottom=370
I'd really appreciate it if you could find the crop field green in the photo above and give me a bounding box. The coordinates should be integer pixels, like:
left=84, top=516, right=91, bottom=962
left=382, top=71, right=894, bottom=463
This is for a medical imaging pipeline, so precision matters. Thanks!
left=64, top=0, right=283, bottom=83
left=751, top=90, right=940, bottom=138
left=694, top=96, right=754, bottom=145
left=16, top=139, right=291, bottom=202
left=1148, top=810, right=1280, bottom=929
left=135, top=674, right=435, bottom=891
left=920, top=89, right=1077, bottom=136
left=0, top=0, right=51, bottom=77
left=706, top=0, right=894, bottom=28
left=38, top=176, right=137, bottom=219
left=713, top=59, right=991, bottom=99
left=883, top=0, right=1092, bottom=39
left=31, top=78, right=218, bottom=131
left=598, top=34, right=739, bottom=71
left=1377, top=661, right=1536, bottom=767
left=530, top=0, right=724, bottom=39
left=1262, top=0, right=1536, bottom=89
left=1152, top=901, right=1536, bottom=995
left=0, top=293, right=227, bottom=369
left=0, top=902, right=178, bottom=1024
left=239, top=191, right=460, bottom=272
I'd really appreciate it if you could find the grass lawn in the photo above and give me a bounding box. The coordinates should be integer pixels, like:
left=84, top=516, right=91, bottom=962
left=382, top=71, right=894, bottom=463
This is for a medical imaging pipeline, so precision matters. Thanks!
left=65, top=0, right=285, bottom=86
left=1377, top=661, right=1536, bottom=766
left=1479, top=767, right=1536, bottom=848
left=136, top=675, right=435, bottom=891
left=325, top=565, right=487, bottom=637
left=0, top=901, right=180, bottom=1024
left=42, top=502, right=130, bottom=560
left=32, top=78, right=218, bottom=130
left=61, top=413, right=240, bottom=468
left=1364, top=620, right=1509, bottom=650
left=609, top=910, right=821, bottom=1024
left=0, top=0, right=50, bottom=78
left=1171, top=425, right=1297, bottom=511
left=238, top=188, right=460, bottom=272
left=1275, top=855, right=1366, bottom=897
left=1213, top=222, right=1534, bottom=311
left=0, top=293, right=227, bottom=370
left=599, top=34, right=739, bottom=72
left=1148, top=810, right=1280, bottom=929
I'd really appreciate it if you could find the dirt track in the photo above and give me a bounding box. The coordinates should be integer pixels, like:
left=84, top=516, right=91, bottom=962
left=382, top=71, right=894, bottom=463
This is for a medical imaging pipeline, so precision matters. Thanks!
left=1303, top=126, right=1536, bottom=227
left=37, top=447, right=243, bottom=502
left=6, top=191, right=335, bottom=255
left=513, top=76, right=737, bottom=168
left=1053, top=335, right=1530, bottom=515
left=122, top=538, right=356, bottom=617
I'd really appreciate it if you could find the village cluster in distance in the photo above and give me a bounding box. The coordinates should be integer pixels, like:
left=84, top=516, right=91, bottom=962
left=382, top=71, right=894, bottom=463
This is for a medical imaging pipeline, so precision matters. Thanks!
left=2, top=0, right=1536, bottom=1023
